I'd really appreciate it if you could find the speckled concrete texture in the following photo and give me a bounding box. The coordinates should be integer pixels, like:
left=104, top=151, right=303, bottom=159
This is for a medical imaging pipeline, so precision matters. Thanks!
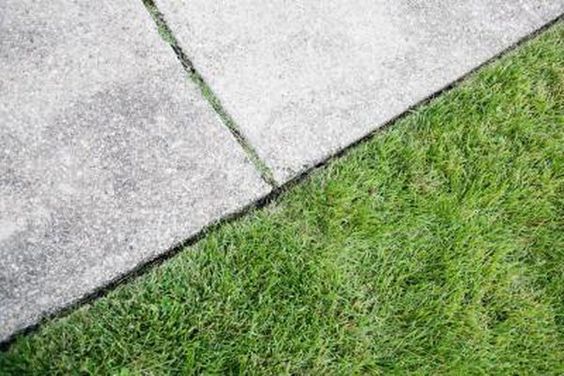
left=0, top=0, right=270, bottom=341
left=156, top=0, right=563, bottom=183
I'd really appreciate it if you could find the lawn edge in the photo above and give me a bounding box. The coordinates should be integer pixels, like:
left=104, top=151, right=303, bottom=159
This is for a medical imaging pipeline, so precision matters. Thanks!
left=1, top=13, right=562, bottom=351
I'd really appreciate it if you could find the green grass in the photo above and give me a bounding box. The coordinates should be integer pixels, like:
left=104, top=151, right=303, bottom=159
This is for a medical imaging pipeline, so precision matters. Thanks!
left=2, top=23, right=563, bottom=375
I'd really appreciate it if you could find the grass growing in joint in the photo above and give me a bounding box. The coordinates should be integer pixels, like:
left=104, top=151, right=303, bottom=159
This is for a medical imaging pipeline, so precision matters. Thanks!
left=1, top=23, right=563, bottom=375
left=141, top=0, right=175, bottom=46
left=188, top=70, right=278, bottom=187
left=141, top=0, right=277, bottom=187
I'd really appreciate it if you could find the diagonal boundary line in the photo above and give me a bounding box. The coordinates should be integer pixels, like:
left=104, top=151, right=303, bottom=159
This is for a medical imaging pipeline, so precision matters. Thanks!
left=1, top=9, right=561, bottom=350
left=141, top=0, right=278, bottom=187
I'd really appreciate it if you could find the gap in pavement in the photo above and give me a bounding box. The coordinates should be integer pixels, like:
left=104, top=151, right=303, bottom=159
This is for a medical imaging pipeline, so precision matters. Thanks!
left=141, top=0, right=278, bottom=187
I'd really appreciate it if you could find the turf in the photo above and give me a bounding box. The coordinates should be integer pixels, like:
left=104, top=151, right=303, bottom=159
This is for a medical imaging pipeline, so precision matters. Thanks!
left=1, top=23, right=563, bottom=375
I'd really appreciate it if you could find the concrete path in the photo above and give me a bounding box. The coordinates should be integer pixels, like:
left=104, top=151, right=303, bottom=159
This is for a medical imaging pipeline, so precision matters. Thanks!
left=156, top=0, right=563, bottom=183
left=0, top=1, right=269, bottom=341
left=0, top=0, right=562, bottom=341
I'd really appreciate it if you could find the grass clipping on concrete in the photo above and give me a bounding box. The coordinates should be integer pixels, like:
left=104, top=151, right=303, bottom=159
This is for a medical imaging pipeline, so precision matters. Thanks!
left=1, top=23, right=563, bottom=375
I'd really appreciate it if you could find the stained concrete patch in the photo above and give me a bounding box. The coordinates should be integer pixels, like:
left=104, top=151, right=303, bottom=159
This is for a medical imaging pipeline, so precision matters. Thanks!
left=156, top=0, right=563, bottom=183
left=0, top=0, right=270, bottom=341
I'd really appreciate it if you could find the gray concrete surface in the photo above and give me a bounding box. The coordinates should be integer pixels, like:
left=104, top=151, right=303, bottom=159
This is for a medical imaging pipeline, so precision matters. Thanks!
left=157, top=0, right=563, bottom=183
left=0, top=0, right=270, bottom=341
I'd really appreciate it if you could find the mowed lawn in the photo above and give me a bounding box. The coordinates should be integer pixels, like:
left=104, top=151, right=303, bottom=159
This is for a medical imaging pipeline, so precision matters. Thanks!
left=1, top=23, right=563, bottom=375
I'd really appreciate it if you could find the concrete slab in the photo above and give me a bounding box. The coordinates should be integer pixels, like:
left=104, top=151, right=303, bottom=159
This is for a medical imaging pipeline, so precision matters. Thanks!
left=156, top=0, right=563, bottom=183
left=0, top=1, right=270, bottom=341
